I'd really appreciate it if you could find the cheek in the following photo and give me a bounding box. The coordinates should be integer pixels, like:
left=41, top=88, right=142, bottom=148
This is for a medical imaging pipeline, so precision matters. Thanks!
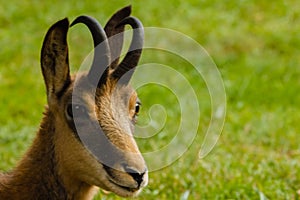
left=128, top=94, right=137, bottom=119
left=62, top=137, right=104, bottom=183
left=54, top=122, right=101, bottom=176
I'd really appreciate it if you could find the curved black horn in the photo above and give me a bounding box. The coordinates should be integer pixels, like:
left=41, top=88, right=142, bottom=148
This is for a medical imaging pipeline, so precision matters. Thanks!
left=104, top=6, right=131, bottom=70
left=104, top=5, right=131, bottom=38
left=111, top=16, right=144, bottom=84
left=71, top=16, right=111, bottom=86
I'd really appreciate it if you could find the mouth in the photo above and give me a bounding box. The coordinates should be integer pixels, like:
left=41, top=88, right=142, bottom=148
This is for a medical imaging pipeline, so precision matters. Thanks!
left=107, top=177, right=139, bottom=193
left=103, top=165, right=140, bottom=194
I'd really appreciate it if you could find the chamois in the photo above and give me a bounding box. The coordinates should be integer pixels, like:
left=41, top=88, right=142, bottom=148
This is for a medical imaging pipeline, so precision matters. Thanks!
left=0, top=6, right=148, bottom=200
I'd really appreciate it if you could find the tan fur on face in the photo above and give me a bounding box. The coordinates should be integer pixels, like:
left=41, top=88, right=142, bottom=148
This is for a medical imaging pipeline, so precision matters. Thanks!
left=0, top=8, right=148, bottom=199
left=55, top=74, right=148, bottom=197
left=129, top=91, right=138, bottom=120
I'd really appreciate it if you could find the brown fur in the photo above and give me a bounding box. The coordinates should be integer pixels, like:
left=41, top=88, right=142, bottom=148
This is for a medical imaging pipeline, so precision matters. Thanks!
left=0, top=7, right=147, bottom=200
left=0, top=110, right=98, bottom=199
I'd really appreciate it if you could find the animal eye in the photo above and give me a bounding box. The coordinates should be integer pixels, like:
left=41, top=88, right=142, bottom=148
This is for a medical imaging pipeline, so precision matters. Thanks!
left=135, top=102, right=141, bottom=115
left=66, top=104, right=73, bottom=119
left=66, top=104, right=87, bottom=119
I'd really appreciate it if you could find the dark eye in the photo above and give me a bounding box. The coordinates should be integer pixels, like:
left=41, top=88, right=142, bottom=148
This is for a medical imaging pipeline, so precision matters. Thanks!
left=135, top=102, right=141, bottom=116
left=66, top=104, right=87, bottom=120
left=66, top=104, right=73, bottom=119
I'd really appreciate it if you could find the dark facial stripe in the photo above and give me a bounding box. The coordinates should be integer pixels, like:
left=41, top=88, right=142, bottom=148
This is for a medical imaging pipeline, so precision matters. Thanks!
left=66, top=117, right=81, bottom=141
left=56, top=77, right=71, bottom=99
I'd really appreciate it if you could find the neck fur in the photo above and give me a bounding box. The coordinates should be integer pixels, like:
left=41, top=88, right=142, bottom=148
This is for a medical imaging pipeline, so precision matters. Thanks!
left=0, top=110, right=98, bottom=200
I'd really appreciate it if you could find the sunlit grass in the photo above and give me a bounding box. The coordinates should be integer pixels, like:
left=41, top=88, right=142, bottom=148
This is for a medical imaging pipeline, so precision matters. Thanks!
left=0, top=0, right=300, bottom=199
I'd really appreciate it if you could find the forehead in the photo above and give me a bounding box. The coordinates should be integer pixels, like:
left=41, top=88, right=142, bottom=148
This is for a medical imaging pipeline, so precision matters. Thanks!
left=63, top=73, right=137, bottom=104
left=109, top=84, right=137, bottom=108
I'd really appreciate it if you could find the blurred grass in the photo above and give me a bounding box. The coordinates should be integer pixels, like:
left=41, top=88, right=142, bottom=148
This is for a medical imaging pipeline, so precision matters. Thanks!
left=0, top=0, right=300, bottom=199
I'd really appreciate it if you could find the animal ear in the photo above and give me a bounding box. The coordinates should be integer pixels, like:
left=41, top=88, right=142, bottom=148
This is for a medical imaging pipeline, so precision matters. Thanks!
left=41, top=18, right=71, bottom=100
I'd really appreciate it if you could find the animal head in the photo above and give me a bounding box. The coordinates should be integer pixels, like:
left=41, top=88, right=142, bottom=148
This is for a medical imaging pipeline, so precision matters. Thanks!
left=40, top=6, right=148, bottom=197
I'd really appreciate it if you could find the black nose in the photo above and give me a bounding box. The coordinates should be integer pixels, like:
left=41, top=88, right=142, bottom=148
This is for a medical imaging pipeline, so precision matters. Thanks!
left=128, top=171, right=145, bottom=187
left=124, top=165, right=146, bottom=187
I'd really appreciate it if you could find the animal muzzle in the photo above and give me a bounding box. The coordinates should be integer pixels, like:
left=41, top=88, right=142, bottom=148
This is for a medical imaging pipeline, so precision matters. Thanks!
left=104, top=165, right=148, bottom=191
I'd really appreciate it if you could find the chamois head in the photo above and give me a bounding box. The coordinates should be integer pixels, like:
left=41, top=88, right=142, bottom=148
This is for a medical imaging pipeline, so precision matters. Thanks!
left=40, top=6, right=147, bottom=197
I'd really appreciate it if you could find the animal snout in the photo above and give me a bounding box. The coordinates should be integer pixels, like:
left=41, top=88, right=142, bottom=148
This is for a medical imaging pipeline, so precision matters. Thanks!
left=123, top=164, right=147, bottom=188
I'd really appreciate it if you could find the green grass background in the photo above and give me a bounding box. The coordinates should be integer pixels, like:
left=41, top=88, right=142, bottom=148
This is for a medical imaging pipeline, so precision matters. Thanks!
left=0, top=0, right=300, bottom=199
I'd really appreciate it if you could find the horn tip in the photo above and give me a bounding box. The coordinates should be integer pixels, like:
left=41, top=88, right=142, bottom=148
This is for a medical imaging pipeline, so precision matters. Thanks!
left=70, top=15, right=93, bottom=27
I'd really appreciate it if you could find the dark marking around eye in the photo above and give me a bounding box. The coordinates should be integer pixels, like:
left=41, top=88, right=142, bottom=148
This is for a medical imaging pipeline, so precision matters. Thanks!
left=66, top=104, right=73, bottom=118
left=65, top=103, right=89, bottom=142
left=66, top=104, right=88, bottom=119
